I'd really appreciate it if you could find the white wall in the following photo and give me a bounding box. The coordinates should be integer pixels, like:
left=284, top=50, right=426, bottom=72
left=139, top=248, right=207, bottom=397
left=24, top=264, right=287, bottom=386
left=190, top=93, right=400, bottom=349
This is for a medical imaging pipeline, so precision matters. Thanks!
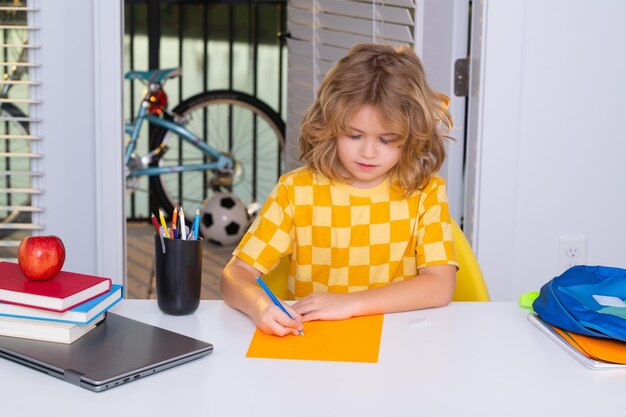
left=466, top=0, right=626, bottom=300
left=33, top=0, right=124, bottom=283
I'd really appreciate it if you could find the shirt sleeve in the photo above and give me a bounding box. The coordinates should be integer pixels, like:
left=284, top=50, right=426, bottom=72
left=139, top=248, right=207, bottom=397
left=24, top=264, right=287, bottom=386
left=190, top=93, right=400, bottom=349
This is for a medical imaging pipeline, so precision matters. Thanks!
left=415, top=177, right=458, bottom=269
left=232, top=179, right=294, bottom=274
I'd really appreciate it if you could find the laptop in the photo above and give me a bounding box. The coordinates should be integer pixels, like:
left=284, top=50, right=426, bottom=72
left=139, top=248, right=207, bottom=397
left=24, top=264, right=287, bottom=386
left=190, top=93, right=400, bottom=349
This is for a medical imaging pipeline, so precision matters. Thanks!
left=0, top=312, right=213, bottom=392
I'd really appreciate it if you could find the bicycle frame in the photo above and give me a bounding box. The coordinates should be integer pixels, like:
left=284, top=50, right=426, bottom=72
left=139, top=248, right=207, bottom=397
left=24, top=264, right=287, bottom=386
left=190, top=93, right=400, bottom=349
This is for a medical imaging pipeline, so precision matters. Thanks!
left=124, top=95, right=234, bottom=179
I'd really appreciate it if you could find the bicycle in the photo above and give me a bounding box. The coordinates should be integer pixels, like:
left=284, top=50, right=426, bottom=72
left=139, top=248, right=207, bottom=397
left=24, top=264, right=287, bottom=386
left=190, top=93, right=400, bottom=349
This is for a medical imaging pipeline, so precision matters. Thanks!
left=124, top=67, right=286, bottom=226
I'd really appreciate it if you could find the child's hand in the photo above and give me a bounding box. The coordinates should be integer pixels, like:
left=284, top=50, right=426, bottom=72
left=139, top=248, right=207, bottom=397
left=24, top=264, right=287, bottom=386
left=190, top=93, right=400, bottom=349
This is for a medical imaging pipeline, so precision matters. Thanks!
left=253, top=298, right=304, bottom=336
left=292, top=293, right=357, bottom=322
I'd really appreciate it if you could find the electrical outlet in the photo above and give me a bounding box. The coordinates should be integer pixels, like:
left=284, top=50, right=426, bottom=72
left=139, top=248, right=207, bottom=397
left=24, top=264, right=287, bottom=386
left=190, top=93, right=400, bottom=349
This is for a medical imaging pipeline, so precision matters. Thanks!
left=557, top=235, right=587, bottom=274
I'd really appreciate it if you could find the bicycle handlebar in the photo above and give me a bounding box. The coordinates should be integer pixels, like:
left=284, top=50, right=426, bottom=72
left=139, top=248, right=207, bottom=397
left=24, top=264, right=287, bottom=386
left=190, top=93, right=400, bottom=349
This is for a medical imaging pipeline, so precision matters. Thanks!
left=124, top=68, right=182, bottom=84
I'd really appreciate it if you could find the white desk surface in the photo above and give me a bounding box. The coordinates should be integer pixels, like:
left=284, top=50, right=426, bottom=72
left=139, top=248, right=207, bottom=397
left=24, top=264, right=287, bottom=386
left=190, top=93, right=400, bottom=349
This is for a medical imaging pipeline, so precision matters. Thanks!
left=1, top=300, right=625, bottom=416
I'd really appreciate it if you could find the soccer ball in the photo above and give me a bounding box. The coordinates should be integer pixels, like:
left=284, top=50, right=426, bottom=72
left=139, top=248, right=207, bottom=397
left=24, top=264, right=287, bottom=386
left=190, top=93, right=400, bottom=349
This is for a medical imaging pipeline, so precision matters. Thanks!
left=199, top=192, right=251, bottom=246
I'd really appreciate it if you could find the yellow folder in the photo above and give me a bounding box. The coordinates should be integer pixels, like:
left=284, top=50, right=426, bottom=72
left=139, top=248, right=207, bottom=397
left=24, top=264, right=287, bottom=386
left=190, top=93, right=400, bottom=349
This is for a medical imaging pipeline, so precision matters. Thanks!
left=553, top=326, right=626, bottom=365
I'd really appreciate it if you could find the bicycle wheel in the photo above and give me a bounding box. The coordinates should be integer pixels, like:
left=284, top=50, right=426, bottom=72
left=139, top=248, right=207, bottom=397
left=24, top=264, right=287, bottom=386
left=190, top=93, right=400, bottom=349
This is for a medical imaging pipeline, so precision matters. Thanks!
left=0, top=102, right=31, bottom=232
left=150, top=90, right=286, bottom=222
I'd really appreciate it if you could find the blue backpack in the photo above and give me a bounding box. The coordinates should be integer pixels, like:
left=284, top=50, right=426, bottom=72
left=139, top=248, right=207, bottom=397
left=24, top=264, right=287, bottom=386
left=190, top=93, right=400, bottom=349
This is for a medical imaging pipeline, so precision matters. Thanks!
left=529, top=265, right=626, bottom=342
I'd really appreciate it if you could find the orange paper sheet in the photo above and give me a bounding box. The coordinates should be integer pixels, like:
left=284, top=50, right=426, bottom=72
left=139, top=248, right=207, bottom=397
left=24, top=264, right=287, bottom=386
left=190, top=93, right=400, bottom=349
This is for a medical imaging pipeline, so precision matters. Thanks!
left=246, top=314, right=384, bottom=363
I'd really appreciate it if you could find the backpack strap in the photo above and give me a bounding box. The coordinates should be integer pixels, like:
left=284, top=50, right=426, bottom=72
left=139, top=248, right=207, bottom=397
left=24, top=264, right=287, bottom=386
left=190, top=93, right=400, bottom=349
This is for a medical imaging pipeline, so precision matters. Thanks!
left=519, top=291, right=540, bottom=313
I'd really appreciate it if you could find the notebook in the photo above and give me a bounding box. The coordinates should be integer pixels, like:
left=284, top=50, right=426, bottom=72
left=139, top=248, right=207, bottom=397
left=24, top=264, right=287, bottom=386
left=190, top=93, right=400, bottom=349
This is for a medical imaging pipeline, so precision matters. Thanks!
left=0, top=313, right=213, bottom=392
left=528, top=313, right=626, bottom=369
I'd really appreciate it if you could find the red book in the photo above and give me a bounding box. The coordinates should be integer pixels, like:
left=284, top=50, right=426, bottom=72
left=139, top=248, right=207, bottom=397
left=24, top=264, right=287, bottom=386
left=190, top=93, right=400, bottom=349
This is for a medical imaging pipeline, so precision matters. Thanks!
left=0, top=262, right=112, bottom=312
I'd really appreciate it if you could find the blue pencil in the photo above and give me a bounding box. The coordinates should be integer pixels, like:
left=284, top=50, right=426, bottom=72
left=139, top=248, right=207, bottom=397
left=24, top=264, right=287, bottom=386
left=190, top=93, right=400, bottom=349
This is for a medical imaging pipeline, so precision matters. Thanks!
left=193, top=208, right=200, bottom=240
left=256, top=277, right=304, bottom=336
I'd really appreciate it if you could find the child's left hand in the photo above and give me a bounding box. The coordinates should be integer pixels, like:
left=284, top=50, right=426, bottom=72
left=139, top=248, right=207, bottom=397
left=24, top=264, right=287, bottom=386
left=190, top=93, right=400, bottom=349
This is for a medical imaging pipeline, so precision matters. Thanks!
left=292, top=293, right=358, bottom=322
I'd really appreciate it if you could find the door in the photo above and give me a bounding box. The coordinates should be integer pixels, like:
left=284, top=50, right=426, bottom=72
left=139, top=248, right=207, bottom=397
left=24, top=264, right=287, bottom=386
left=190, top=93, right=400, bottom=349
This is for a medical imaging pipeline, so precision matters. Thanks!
left=285, top=0, right=470, bottom=222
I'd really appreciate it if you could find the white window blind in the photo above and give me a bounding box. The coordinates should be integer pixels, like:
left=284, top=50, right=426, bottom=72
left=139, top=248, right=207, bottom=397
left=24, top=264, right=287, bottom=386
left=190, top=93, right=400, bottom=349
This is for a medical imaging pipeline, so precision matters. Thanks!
left=0, top=1, right=42, bottom=261
left=285, top=0, right=418, bottom=170
left=285, top=0, right=469, bottom=224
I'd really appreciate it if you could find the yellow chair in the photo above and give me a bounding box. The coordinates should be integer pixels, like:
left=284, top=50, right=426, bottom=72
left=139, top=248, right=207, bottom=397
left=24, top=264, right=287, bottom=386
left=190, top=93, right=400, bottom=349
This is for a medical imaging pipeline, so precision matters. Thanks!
left=263, top=218, right=490, bottom=301
left=450, top=219, right=490, bottom=301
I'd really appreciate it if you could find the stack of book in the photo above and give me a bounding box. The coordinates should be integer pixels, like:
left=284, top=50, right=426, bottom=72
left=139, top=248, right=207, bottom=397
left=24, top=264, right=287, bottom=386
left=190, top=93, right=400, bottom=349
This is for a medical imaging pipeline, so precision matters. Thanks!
left=0, top=261, right=123, bottom=344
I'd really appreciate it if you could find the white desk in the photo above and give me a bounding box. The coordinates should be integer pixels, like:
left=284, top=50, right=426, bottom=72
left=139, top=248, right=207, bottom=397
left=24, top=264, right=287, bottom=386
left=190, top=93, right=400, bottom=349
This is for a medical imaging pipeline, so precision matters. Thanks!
left=1, top=300, right=625, bottom=416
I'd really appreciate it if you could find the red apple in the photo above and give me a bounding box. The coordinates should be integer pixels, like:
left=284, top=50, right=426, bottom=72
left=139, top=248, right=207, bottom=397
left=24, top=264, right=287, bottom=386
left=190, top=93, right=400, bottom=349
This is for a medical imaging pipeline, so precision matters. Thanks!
left=17, top=235, right=66, bottom=281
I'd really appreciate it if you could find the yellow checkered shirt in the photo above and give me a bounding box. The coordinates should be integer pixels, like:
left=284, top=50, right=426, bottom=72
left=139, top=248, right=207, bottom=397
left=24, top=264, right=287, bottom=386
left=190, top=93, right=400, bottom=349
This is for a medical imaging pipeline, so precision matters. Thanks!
left=233, top=167, right=457, bottom=299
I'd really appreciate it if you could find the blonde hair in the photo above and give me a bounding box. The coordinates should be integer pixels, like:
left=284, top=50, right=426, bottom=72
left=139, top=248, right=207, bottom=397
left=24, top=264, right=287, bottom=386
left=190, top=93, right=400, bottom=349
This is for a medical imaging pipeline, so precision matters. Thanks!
left=298, top=43, right=452, bottom=194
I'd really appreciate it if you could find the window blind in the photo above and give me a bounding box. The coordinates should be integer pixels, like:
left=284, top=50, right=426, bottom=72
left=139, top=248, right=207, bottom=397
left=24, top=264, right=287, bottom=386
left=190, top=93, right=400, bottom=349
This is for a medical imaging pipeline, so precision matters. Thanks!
left=0, top=1, right=42, bottom=261
left=285, top=0, right=417, bottom=170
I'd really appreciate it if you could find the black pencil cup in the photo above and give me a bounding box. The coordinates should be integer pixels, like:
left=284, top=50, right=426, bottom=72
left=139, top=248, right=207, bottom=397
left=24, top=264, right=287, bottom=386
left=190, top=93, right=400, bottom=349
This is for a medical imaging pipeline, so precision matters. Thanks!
left=154, top=235, right=202, bottom=315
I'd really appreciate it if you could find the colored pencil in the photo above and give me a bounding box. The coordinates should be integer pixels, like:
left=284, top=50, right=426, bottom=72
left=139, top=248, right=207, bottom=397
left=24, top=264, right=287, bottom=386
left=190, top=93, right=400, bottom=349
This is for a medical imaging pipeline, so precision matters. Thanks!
left=159, top=209, right=170, bottom=238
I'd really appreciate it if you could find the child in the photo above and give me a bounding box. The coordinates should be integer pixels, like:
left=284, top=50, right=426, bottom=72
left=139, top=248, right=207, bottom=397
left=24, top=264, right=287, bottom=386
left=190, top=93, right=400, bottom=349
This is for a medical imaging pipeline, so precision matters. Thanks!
left=221, top=43, right=458, bottom=336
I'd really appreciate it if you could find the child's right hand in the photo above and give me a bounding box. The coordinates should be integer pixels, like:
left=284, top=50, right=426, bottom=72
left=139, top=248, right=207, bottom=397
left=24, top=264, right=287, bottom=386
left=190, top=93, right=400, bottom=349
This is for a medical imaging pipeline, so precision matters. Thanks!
left=221, top=257, right=303, bottom=336
left=253, top=298, right=304, bottom=337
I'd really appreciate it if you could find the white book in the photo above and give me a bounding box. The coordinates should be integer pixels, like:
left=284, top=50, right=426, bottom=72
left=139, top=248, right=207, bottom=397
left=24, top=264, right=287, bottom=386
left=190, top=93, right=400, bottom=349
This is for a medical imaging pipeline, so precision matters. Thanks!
left=0, top=313, right=106, bottom=344
left=527, top=314, right=626, bottom=370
